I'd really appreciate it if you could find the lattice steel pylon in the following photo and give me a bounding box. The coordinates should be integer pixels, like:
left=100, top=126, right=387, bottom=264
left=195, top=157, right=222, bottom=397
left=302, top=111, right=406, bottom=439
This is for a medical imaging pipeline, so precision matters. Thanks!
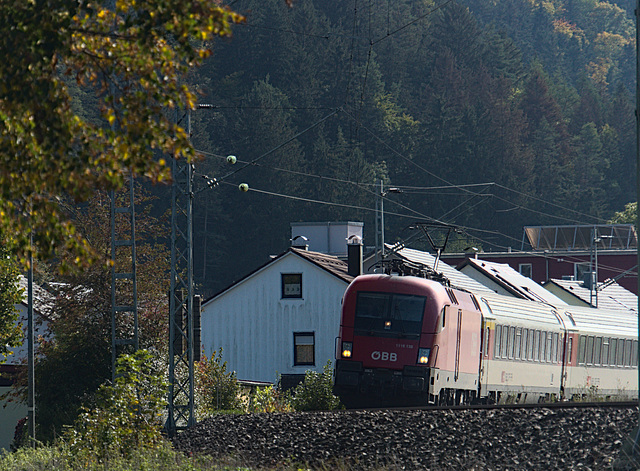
left=110, top=176, right=139, bottom=382
left=166, top=109, right=195, bottom=436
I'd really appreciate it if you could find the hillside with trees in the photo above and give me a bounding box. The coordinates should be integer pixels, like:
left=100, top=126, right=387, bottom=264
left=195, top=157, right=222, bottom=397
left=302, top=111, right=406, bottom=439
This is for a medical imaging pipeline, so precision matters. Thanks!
left=179, top=0, right=637, bottom=295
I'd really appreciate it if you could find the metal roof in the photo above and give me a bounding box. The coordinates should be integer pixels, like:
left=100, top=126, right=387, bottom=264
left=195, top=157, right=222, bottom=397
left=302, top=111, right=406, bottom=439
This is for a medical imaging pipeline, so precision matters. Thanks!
left=459, top=258, right=567, bottom=305
left=545, top=278, right=637, bottom=313
left=559, top=304, right=637, bottom=337
left=385, top=245, right=496, bottom=294
left=478, top=292, right=564, bottom=328
left=17, top=275, right=54, bottom=315
left=523, top=224, right=637, bottom=251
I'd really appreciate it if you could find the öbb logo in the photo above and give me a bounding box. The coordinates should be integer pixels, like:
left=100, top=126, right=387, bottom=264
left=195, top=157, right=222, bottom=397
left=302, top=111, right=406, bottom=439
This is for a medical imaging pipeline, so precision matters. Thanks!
left=371, top=351, right=397, bottom=362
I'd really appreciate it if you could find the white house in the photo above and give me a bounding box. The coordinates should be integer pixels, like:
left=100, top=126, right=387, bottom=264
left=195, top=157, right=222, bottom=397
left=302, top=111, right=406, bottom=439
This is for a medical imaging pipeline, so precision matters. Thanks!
left=201, top=245, right=359, bottom=386
left=0, top=276, right=51, bottom=452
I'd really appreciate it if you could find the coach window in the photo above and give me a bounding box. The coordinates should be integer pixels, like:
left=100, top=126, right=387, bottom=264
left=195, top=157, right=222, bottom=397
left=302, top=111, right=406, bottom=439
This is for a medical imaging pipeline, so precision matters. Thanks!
left=594, top=337, right=602, bottom=366
left=293, top=332, right=315, bottom=366
left=617, top=339, right=625, bottom=366
left=502, top=326, right=509, bottom=358
left=540, top=332, right=547, bottom=362
left=528, top=330, right=535, bottom=361
left=545, top=332, right=553, bottom=362
left=484, top=326, right=490, bottom=358
left=633, top=341, right=638, bottom=367
left=586, top=336, right=594, bottom=366
left=521, top=329, right=528, bottom=361
left=495, top=325, right=502, bottom=359
left=552, top=333, right=559, bottom=362
left=577, top=336, right=586, bottom=365
left=514, top=328, right=522, bottom=359
left=624, top=339, right=632, bottom=367
left=508, top=326, right=516, bottom=359
left=602, top=338, right=610, bottom=366
left=610, top=339, right=617, bottom=366
left=282, top=274, right=302, bottom=299
left=533, top=331, right=540, bottom=361
left=585, top=335, right=595, bottom=365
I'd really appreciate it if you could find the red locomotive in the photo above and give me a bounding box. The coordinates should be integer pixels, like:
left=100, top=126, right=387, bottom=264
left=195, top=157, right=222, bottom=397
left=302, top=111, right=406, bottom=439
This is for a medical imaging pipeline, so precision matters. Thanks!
left=334, top=273, right=638, bottom=407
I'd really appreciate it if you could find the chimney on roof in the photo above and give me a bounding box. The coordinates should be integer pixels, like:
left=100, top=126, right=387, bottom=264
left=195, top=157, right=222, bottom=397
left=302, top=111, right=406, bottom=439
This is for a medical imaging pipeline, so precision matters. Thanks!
left=291, top=235, right=309, bottom=250
left=347, top=235, right=363, bottom=277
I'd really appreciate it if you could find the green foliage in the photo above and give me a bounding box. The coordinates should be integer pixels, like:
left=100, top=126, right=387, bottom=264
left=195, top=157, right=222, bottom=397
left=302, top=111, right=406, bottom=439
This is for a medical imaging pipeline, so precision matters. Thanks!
left=609, top=202, right=637, bottom=226
left=290, top=362, right=342, bottom=412
left=6, top=188, right=171, bottom=442
left=195, top=348, right=244, bottom=414
left=0, top=247, right=22, bottom=360
left=0, top=0, right=243, bottom=267
left=65, top=350, right=168, bottom=463
left=0, top=440, right=257, bottom=471
left=248, top=385, right=293, bottom=413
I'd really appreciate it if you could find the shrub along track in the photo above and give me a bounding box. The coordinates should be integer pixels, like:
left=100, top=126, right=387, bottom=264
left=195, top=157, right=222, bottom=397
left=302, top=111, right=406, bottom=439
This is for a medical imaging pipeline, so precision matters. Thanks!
left=173, top=403, right=639, bottom=469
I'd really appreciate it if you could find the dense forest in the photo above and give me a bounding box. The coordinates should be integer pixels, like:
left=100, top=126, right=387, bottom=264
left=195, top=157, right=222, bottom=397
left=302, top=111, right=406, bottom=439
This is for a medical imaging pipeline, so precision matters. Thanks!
left=155, top=0, right=637, bottom=296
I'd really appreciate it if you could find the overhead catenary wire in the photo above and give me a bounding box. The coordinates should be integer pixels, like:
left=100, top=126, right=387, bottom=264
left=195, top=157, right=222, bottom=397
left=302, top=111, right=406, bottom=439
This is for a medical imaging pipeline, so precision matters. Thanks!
left=217, top=108, right=339, bottom=182
left=338, top=107, right=606, bottom=226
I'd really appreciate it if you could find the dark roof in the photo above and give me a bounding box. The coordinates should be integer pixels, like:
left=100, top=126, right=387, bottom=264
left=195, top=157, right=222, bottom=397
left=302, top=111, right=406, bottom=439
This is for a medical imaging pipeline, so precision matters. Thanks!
left=203, top=247, right=354, bottom=305
left=289, top=247, right=354, bottom=283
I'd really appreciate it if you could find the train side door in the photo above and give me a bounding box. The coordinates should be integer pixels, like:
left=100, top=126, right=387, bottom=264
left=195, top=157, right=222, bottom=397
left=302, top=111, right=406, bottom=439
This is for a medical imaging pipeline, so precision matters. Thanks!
left=479, top=320, right=491, bottom=397
left=454, top=309, right=462, bottom=381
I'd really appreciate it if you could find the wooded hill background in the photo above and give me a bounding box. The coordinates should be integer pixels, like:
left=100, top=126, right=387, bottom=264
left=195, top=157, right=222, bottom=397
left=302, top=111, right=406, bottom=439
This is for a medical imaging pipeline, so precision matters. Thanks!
left=146, top=0, right=637, bottom=296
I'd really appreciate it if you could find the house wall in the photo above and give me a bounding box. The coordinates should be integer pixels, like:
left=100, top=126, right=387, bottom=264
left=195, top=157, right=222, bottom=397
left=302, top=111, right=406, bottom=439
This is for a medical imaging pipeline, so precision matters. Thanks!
left=543, top=283, right=592, bottom=308
left=1, top=303, right=48, bottom=452
left=201, top=253, right=348, bottom=383
left=0, top=386, right=24, bottom=452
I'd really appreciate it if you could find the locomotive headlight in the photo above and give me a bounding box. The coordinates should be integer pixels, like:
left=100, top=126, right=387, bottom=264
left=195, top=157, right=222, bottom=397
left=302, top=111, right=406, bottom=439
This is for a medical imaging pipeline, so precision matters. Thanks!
left=341, top=341, right=353, bottom=358
left=417, top=348, right=431, bottom=365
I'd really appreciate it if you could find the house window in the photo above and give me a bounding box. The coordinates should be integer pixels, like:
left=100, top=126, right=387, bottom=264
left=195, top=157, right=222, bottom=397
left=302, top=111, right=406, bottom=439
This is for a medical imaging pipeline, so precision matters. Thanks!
left=282, top=273, right=302, bottom=298
left=519, top=263, right=532, bottom=279
left=294, top=332, right=315, bottom=366
left=575, top=263, right=590, bottom=282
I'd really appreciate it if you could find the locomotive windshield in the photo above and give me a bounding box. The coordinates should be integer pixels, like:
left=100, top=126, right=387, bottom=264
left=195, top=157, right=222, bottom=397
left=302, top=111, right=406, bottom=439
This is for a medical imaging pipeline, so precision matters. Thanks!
left=353, top=291, right=426, bottom=338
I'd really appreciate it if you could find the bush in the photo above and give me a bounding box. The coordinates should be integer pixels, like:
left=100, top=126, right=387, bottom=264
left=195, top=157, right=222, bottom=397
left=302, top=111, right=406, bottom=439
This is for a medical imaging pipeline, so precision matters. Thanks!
left=248, top=385, right=293, bottom=413
left=290, top=361, right=342, bottom=412
left=64, top=349, right=167, bottom=463
left=195, top=348, right=244, bottom=415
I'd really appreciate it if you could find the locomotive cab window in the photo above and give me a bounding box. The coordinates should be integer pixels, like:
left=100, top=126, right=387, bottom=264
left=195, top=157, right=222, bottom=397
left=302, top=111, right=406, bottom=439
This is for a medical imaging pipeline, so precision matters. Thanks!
left=354, top=291, right=426, bottom=339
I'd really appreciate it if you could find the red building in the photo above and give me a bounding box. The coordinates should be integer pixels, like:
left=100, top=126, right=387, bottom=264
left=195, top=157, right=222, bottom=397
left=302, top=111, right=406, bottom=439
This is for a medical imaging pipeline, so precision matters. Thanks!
left=440, top=224, right=638, bottom=295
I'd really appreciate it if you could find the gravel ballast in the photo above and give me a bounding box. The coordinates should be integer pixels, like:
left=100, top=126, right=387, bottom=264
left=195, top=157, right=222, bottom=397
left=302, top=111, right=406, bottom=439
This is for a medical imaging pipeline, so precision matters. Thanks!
left=173, top=406, right=640, bottom=469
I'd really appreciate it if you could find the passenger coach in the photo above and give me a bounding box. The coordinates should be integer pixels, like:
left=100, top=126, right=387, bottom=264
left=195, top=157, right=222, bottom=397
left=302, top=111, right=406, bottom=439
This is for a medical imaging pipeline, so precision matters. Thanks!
left=333, top=274, right=638, bottom=407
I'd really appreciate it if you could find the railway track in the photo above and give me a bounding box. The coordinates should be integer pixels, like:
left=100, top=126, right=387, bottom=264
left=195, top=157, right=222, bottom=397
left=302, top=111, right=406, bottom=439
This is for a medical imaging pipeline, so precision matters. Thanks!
left=355, top=399, right=640, bottom=413
left=174, top=401, right=640, bottom=469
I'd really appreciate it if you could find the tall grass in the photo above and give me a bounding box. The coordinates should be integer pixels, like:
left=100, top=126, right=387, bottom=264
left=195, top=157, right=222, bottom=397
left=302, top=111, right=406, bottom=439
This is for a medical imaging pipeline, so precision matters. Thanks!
left=0, top=441, right=256, bottom=471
